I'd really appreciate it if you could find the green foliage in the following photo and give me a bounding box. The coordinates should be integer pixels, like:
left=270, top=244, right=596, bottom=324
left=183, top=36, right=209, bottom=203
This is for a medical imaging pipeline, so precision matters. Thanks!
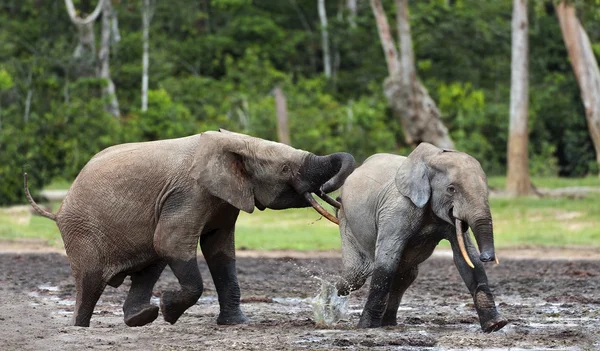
left=125, top=89, right=196, bottom=141
left=1, top=0, right=599, bottom=207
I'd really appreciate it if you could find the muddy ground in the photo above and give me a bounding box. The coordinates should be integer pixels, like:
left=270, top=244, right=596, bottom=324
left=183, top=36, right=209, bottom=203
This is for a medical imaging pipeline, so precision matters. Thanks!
left=1, top=247, right=599, bottom=351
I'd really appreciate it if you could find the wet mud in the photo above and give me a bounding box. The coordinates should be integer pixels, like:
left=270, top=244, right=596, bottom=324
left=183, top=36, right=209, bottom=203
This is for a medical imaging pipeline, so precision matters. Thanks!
left=1, top=251, right=599, bottom=350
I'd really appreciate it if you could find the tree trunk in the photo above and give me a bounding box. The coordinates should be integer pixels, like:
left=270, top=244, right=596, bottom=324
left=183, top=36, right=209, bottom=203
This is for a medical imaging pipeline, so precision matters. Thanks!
left=370, top=0, right=454, bottom=149
left=506, top=0, right=532, bottom=196
left=141, top=0, right=155, bottom=112
left=318, top=0, right=332, bottom=78
left=99, top=0, right=120, bottom=117
left=369, top=0, right=399, bottom=74
left=64, top=0, right=103, bottom=76
left=556, top=2, right=600, bottom=175
left=274, top=86, right=291, bottom=146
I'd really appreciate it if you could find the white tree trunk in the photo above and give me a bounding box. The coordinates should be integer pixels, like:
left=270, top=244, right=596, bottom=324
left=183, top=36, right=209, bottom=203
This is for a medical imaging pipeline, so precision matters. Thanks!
left=370, top=0, right=454, bottom=149
left=318, top=0, right=332, bottom=78
left=99, top=0, right=120, bottom=117
left=396, top=0, right=414, bottom=89
left=274, top=86, right=290, bottom=145
left=506, top=0, right=532, bottom=196
left=141, top=0, right=155, bottom=112
left=64, top=0, right=103, bottom=73
left=556, top=2, right=600, bottom=175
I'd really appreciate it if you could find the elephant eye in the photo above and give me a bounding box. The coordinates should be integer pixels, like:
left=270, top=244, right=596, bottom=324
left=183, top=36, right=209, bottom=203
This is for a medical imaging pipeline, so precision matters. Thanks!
left=447, top=185, right=457, bottom=194
left=281, top=164, right=291, bottom=175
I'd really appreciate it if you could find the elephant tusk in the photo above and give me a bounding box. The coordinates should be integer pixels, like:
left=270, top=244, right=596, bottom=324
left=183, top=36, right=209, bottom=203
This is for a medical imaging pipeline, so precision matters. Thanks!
left=495, top=256, right=500, bottom=265
left=456, top=218, right=475, bottom=269
left=317, top=190, right=342, bottom=209
left=303, top=192, right=339, bottom=225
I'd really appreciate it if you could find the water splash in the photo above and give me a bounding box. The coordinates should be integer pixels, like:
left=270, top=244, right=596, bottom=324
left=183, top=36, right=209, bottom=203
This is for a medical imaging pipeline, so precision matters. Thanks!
left=311, top=277, right=348, bottom=325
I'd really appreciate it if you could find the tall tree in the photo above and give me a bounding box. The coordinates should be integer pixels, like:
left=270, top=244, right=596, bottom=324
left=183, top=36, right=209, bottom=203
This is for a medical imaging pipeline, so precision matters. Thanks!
left=556, top=1, right=600, bottom=175
left=318, top=0, right=332, bottom=78
left=369, top=0, right=454, bottom=149
left=506, top=0, right=532, bottom=196
left=274, top=86, right=291, bottom=145
left=64, top=0, right=103, bottom=76
left=99, top=0, right=120, bottom=117
left=141, top=0, right=155, bottom=112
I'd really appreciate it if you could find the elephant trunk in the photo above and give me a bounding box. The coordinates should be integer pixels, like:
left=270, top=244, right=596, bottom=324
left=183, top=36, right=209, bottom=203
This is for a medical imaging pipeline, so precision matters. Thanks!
left=294, top=152, right=356, bottom=225
left=468, top=215, right=496, bottom=263
left=318, top=152, right=357, bottom=194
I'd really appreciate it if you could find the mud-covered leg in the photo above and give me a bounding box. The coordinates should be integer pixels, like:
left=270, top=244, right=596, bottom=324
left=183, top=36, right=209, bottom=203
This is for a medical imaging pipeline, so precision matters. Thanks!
left=381, top=266, right=418, bottom=326
left=73, top=270, right=107, bottom=327
left=155, top=214, right=204, bottom=324
left=123, top=261, right=166, bottom=327
left=358, top=233, right=406, bottom=328
left=448, top=232, right=507, bottom=333
left=200, top=224, right=247, bottom=325
left=336, top=219, right=373, bottom=296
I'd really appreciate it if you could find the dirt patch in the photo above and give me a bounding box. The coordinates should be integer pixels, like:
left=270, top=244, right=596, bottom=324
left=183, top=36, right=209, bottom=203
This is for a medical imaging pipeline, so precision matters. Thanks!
left=1, top=248, right=599, bottom=350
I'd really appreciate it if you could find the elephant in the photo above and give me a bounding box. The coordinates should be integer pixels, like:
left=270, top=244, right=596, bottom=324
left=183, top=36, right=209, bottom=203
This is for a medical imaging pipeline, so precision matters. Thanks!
left=334, top=142, right=507, bottom=332
left=25, top=129, right=355, bottom=327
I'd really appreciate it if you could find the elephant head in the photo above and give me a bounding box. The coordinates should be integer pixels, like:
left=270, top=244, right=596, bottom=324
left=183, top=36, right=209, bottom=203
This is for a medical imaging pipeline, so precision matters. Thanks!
left=395, top=142, right=496, bottom=265
left=196, top=129, right=356, bottom=223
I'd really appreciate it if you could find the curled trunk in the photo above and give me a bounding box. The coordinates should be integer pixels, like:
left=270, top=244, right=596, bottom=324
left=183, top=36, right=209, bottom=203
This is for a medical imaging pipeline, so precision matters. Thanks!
left=294, top=152, right=356, bottom=225
left=318, top=152, right=356, bottom=194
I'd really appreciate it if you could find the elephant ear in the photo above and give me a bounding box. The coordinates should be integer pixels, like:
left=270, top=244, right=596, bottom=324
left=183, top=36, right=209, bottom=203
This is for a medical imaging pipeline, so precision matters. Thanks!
left=395, top=142, right=441, bottom=208
left=194, top=133, right=256, bottom=213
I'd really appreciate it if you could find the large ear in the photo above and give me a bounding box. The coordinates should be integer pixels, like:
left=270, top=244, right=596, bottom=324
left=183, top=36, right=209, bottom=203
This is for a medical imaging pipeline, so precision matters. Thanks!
left=395, top=142, right=441, bottom=208
left=195, top=135, right=256, bottom=213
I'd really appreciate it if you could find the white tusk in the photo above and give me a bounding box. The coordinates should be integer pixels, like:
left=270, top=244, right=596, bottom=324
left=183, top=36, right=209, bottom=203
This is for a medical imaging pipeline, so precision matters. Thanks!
left=456, top=218, right=475, bottom=269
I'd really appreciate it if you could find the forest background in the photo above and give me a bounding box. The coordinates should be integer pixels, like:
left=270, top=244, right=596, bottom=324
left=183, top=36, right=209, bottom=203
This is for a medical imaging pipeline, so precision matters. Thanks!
left=1, top=0, right=599, bottom=206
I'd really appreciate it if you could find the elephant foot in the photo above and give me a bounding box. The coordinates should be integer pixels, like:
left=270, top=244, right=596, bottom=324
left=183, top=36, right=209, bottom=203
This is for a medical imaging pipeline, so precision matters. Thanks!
left=381, top=316, right=397, bottom=327
left=217, top=310, right=249, bottom=325
left=481, top=315, right=508, bottom=333
left=357, top=312, right=382, bottom=328
left=124, top=304, right=159, bottom=327
left=160, top=290, right=195, bottom=325
left=473, top=284, right=507, bottom=333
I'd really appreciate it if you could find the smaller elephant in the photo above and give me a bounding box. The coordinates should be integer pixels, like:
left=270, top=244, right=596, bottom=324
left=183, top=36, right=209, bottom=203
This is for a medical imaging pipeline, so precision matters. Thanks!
left=335, top=143, right=507, bottom=332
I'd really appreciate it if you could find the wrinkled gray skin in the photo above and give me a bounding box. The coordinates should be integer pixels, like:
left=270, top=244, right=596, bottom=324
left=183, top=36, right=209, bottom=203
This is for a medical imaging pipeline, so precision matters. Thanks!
left=26, top=130, right=355, bottom=327
left=335, top=143, right=507, bottom=332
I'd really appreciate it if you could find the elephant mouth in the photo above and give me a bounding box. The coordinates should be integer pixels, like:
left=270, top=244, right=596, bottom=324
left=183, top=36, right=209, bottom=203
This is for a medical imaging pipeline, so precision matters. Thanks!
left=254, top=197, right=266, bottom=211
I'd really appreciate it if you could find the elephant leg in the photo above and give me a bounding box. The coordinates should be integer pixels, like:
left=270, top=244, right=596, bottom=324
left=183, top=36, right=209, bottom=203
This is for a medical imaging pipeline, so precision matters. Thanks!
left=155, top=217, right=204, bottom=325
left=336, top=219, right=373, bottom=296
left=381, top=265, right=418, bottom=326
left=72, top=269, right=107, bottom=327
left=159, top=257, right=204, bottom=324
left=123, top=261, right=166, bottom=327
left=200, top=225, right=248, bottom=325
left=448, top=232, right=507, bottom=333
left=358, top=232, right=406, bottom=328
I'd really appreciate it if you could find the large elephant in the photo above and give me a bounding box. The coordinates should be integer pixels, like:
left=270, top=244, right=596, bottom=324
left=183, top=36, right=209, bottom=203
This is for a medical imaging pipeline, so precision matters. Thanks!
left=25, top=129, right=355, bottom=327
left=335, top=142, right=507, bottom=332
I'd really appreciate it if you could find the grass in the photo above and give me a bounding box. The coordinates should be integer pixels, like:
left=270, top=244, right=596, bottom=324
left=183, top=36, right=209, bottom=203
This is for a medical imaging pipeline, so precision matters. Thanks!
left=487, top=175, right=600, bottom=190
left=2, top=177, right=599, bottom=250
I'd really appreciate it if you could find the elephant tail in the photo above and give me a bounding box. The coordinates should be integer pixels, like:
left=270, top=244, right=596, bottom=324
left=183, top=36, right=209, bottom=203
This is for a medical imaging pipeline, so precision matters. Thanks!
left=24, top=173, right=57, bottom=221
